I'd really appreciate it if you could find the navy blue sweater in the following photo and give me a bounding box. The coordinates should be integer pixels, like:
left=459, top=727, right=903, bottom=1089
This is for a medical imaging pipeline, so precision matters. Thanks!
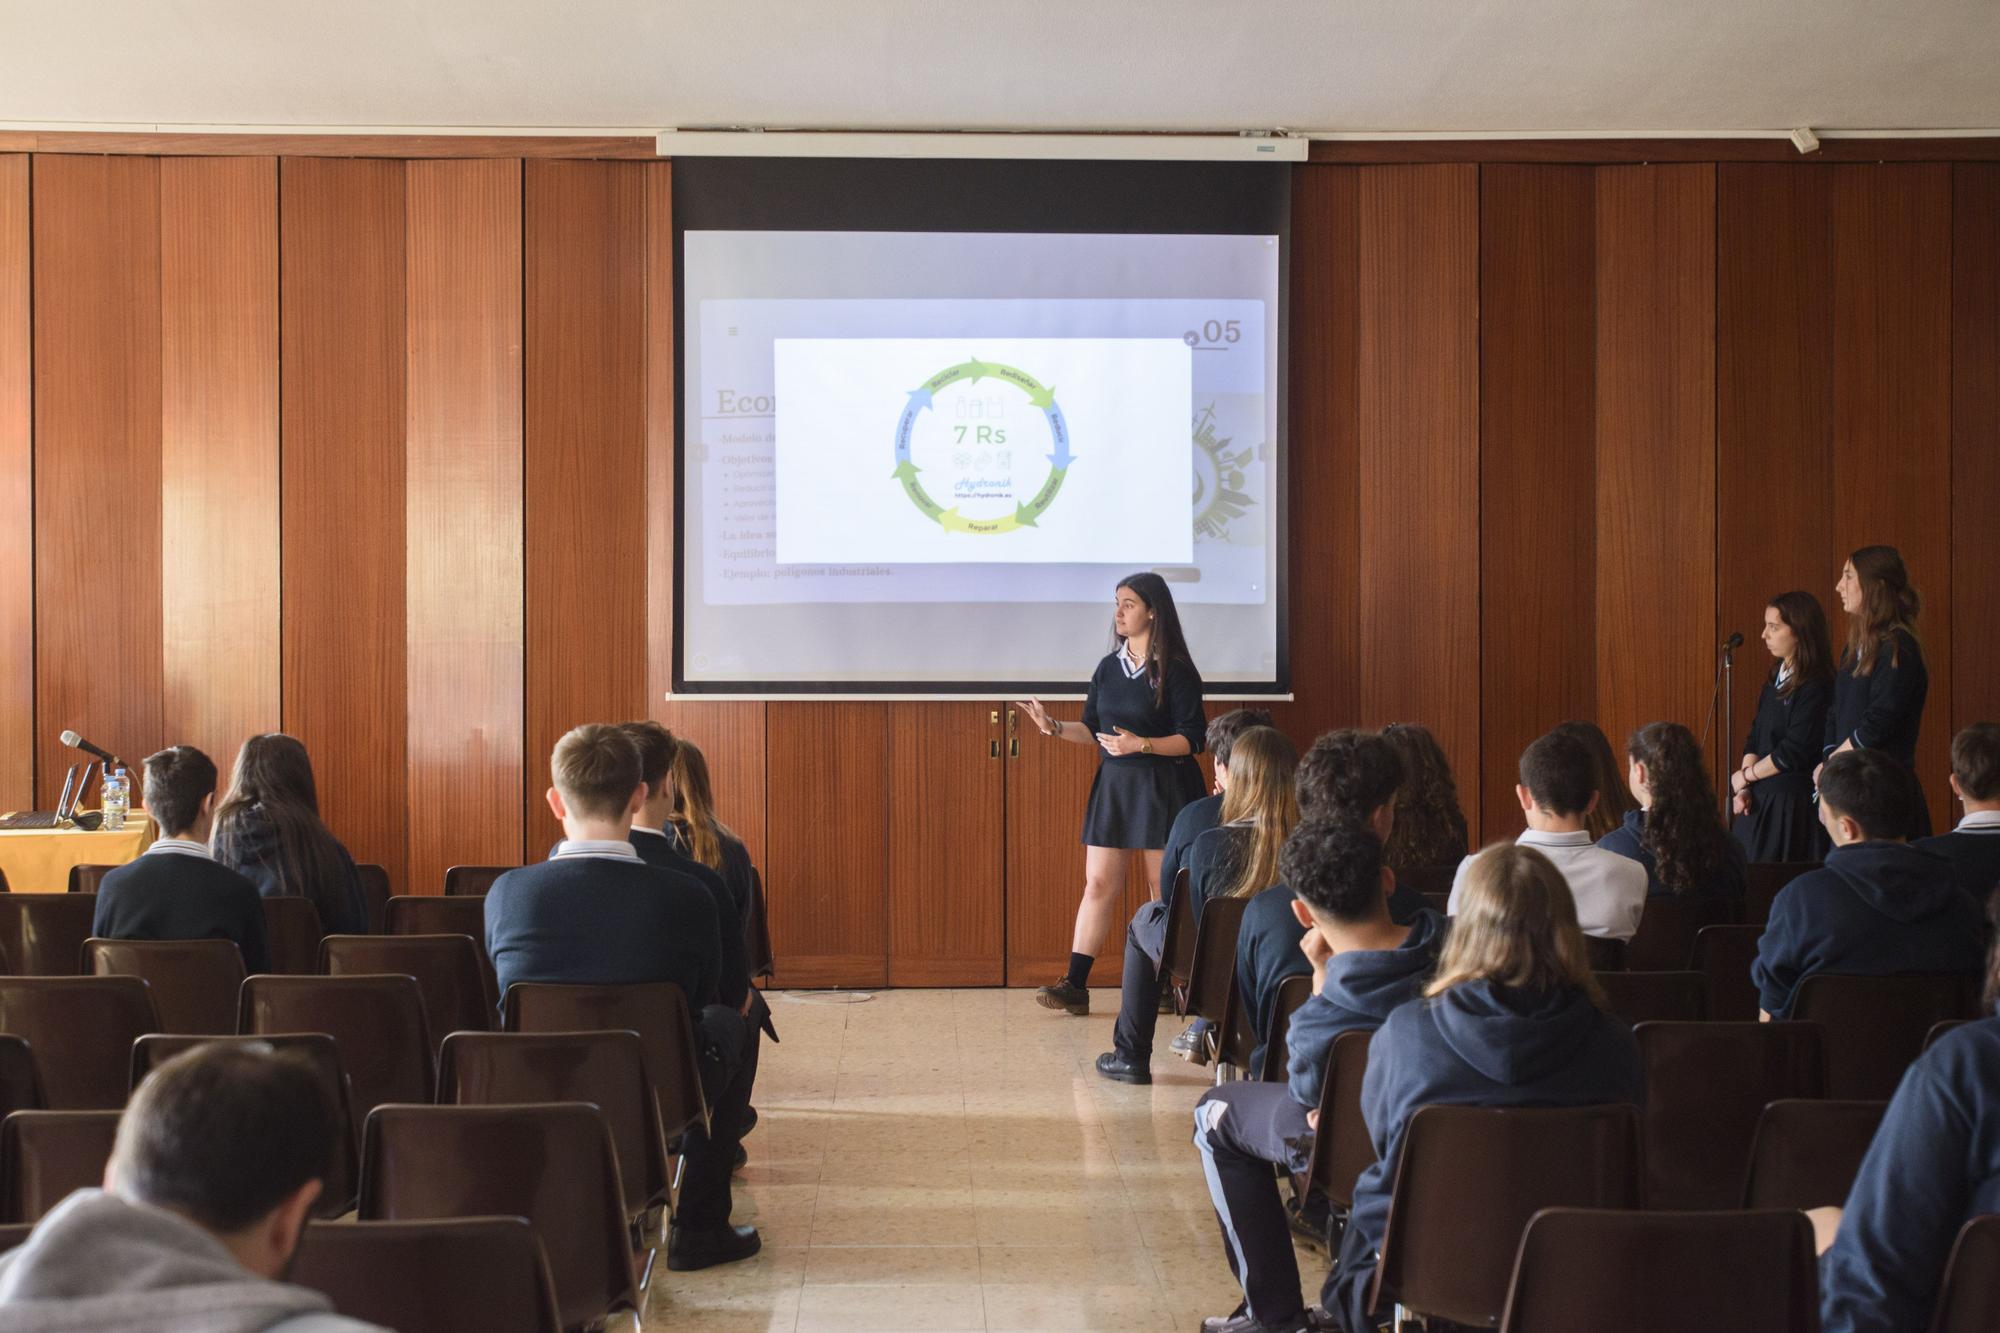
left=486, top=857, right=730, bottom=1010
left=1237, top=884, right=1312, bottom=1071
left=1824, top=631, right=1928, bottom=767
left=1187, top=823, right=1252, bottom=916
left=92, top=852, right=271, bottom=975
left=1912, top=827, right=2000, bottom=903
left=1160, top=793, right=1223, bottom=910
left=1821, top=1016, right=2000, bottom=1333
left=1597, top=807, right=1748, bottom=899
left=1286, top=909, right=1447, bottom=1109
left=1751, top=841, right=1985, bottom=1018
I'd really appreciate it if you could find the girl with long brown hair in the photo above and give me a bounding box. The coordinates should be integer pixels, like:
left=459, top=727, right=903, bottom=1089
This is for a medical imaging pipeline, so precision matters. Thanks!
left=1554, top=720, right=1637, bottom=840
left=1601, top=722, right=1747, bottom=897
left=667, top=738, right=756, bottom=930
left=1732, top=591, right=1836, bottom=862
left=1381, top=723, right=1470, bottom=871
left=210, top=733, right=367, bottom=936
left=1823, top=545, right=1931, bottom=837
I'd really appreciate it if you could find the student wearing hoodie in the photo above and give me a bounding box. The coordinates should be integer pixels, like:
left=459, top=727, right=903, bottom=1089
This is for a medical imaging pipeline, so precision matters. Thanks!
left=1752, top=748, right=1984, bottom=1020
left=1192, top=819, right=1445, bottom=1333
left=210, top=734, right=367, bottom=937
left=1815, top=889, right=2000, bottom=1333
left=1914, top=722, right=2000, bottom=901
left=0, top=1042, right=381, bottom=1332
left=1326, top=842, right=1643, bottom=1333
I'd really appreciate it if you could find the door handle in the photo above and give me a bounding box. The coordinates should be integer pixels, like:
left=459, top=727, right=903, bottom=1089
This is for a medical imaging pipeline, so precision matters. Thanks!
left=990, top=739, right=1000, bottom=760
left=1009, top=737, right=1019, bottom=759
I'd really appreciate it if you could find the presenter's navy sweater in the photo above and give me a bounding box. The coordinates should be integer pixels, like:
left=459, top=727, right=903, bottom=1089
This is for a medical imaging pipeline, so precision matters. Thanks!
left=486, top=858, right=727, bottom=1010
left=1284, top=908, right=1446, bottom=1109
left=92, top=854, right=271, bottom=975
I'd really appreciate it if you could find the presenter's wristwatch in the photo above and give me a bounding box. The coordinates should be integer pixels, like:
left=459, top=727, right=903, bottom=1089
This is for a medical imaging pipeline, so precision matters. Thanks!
left=1141, top=738, right=1153, bottom=755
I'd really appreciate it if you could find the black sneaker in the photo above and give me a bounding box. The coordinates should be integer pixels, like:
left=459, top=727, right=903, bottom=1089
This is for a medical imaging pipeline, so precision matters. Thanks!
left=1035, top=979, right=1090, bottom=1015
left=1199, top=1308, right=1314, bottom=1333
left=1093, top=1050, right=1151, bottom=1085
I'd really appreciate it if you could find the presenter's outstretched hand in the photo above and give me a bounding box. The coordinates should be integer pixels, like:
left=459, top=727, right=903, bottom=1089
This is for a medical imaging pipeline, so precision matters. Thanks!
left=1097, top=727, right=1147, bottom=757
left=1015, top=698, right=1056, bottom=735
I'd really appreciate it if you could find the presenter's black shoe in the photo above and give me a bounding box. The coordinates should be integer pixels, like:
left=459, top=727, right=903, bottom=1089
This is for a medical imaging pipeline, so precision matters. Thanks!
left=732, top=1143, right=748, bottom=1173
left=1094, top=1050, right=1151, bottom=1085
left=666, top=1222, right=762, bottom=1271
left=1035, top=980, right=1090, bottom=1015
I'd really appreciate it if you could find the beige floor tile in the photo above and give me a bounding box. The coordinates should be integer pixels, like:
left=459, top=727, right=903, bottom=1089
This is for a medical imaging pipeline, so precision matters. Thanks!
left=981, top=1281, right=1176, bottom=1331
left=793, top=1281, right=987, bottom=1330
left=976, top=1243, right=1159, bottom=1287
left=802, top=1244, right=984, bottom=1286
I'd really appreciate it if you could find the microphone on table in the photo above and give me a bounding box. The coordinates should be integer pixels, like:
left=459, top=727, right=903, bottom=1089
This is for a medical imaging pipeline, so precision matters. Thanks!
left=59, top=729, right=122, bottom=770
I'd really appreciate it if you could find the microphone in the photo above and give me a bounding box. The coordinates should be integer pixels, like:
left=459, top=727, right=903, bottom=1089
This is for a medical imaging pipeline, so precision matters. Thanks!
left=59, top=730, right=122, bottom=769
left=1720, top=632, right=1744, bottom=651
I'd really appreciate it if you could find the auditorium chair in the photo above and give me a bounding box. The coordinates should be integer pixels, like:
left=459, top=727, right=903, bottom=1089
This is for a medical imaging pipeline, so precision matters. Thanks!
left=353, top=862, right=393, bottom=935
left=1183, top=895, right=1249, bottom=1031
left=746, top=866, right=775, bottom=980
left=1418, top=891, right=1451, bottom=917
left=1157, top=867, right=1195, bottom=1003
left=1741, top=1099, right=1889, bottom=1212
left=240, top=974, right=433, bottom=1121
left=0, top=868, right=8, bottom=893
left=1395, top=864, right=1460, bottom=897
left=1623, top=895, right=1741, bottom=972
left=1926, top=1018, right=1974, bottom=1051
left=0, top=1109, right=120, bottom=1224
left=1369, top=1103, right=1643, bottom=1329
left=1289, top=1029, right=1375, bottom=1240
left=321, top=933, right=496, bottom=1053
left=1581, top=936, right=1626, bottom=972
left=292, top=1217, right=563, bottom=1333
left=1498, top=1207, right=1818, bottom=1332
left=1792, top=973, right=1980, bottom=1100
left=131, top=1031, right=360, bottom=1215
left=0, top=1038, right=42, bottom=1118
left=0, top=894, right=97, bottom=975
left=1594, top=971, right=1708, bottom=1026
left=83, top=937, right=244, bottom=1035
left=1743, top=862, right=1817, bottom=926
left=385, top=895, right=497, bottom=1003
left=1934, top=1215, right=2000, bottom=1333
left=1255, top=972, right=1315, bottom=1083
left=261, top=895, right=326, bottom=975
left=1634, top=1021, right=1826, bottom=1209
left=359, top=1103, right=641, bottom=1332
left=1691, top=924, right=1765, bottom=1022
left=64, top=864, right=113, bottom=895
left=0, top=1223, right=27, bottom=1250
left=0, top=976, right=157, bottom=1108
left=443, top=864, right=512, bottom=898
left=502, top=982, right=707, bottom=1144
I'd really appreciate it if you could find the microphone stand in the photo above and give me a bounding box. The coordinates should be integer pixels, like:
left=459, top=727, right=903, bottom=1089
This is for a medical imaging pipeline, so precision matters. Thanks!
left=1721, top=639, right=1736, bottom=818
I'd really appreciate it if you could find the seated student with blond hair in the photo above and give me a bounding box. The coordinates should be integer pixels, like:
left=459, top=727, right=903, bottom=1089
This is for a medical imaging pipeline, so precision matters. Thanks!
left=1915, top=721, right=2000, bottom=900
left=487, top=724, right=760, bottom=1271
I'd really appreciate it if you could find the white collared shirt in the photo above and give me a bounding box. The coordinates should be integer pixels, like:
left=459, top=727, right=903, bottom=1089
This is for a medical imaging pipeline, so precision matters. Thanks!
left=145, top=837, right=213, bottom=860
left=1955, top=810, right=2000, bottom=833
left=551, top=838, right=642, bottom=862
left=1446, top=828, right=1650, bottom=941
left=1116, top=643, right=1147, bottom=679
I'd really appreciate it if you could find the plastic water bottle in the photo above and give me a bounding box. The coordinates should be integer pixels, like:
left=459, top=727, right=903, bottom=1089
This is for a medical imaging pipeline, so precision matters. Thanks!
left=100, top=768, right=129, bottom=832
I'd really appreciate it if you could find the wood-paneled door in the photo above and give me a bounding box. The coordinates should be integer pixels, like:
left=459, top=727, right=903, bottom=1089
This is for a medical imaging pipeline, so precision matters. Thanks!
left=886, top=703, right=1007, bottom=986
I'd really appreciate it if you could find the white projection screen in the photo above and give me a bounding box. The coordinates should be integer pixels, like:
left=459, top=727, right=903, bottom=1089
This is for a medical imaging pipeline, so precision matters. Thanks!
left=673, top=158, right=1289, bottom=697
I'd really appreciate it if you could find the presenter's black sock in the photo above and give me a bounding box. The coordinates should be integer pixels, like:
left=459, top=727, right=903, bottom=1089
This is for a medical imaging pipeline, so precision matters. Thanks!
left=1065, top=952, right=1095, bottom=989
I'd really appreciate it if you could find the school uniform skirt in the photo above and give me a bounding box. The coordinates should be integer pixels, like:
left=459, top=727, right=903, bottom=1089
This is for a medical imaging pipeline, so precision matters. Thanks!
left=1732, top=771, right=1824, bottom=864
left=1081, top=755, right=1206, bottom=850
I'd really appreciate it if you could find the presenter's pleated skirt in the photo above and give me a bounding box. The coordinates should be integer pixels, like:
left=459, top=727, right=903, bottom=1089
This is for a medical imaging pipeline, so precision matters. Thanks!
left=1081, top=755, right=1205, bottom=850
left=1731, top=772, right=1826, bottom=864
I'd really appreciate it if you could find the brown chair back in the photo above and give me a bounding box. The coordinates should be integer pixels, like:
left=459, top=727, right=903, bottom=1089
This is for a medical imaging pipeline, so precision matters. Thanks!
left=1498, top=1207, right=1818, bottom=1332
left=1158, top=867, right=1195, bottom=996
left=130, top=1031, right=360, bottom=1215
left=1183, top=895, right=1249, bottom=1025
left=1741, top=1098, right=1889, bottom=1210
left=1595, top=970, right=1708, bottom=1025
left=0, top=1038, right=42, bottom=1118
left=353, top=863, right=393, bottom=935
left=1744, top=862, right=1816, bottom=925
left=240, top=975, right=433, bottom=1120
left=83, top=937, right=244, bottom=1035
left=1635, top=1021, right=1826, bottom=1209
left=292, top=1217, right=563, bottom=1333
left=1372, top=1103, right=1643, bottom=1327
left=0, top=977, right=158, bottom=1108
left=1396, top=864, right=1460, bottom=896
left=385, top=896, right=497, bottom=1003
left=260, top=896, right=325, bottom=975
left=1793, top=973, right=1981, bottom=1100
left=0, top=868, right=7, bottom=893
left=0, top=1223, right=28, bottom=1250
left=1926, top=1019, right=1974, bottom=1051
left=443, top=865, right=512, bottom=898
left=502, top=982, right=707, bottom=1142
left=440, top=1030, right=671, bottom=1217
left=0, top=1109, right=121, bottom=1223
left=322, top=934, right=495, bottom=1049
left=1624, top=895, right=1742, bottom=971
left=1419, top=890, right=1451, bottom=917
left=1256, top=972, right=1315, bottom=1083
left=359, top=1103, right=636, bottom=1331
left=1294, top=1029, right=1376, bottom=1212
left=1935, top=1214, right=2000, bottom=1333
left=1582, top=935, right=1627, bottom=972
left=1692, top=923, right=1765, bottom=1022
left=746, top=866, right=775, bottom=980
left=65, top=864, right=114, bottom=895
left=0, top=895, right=98, bottom=975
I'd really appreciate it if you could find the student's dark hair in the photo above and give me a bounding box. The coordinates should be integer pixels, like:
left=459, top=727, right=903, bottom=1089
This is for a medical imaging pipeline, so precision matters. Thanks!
left=1845, top=545, right=1922, bottom=678
left=113, top=1043, right=336, bottom=1234
left=1950, top=723, right=2000, bottom=803
left=1281, top=817, right=1390, bottom=925
left=1380, top=723, right=1469, bottom=871
left=212, top=735, right=352, bottom=929
left=1552, top=721, right=1634, bottom=837
left=1520, top=729, right=1597, bottom=819
left=1768, top=590, right=1835, bottom=695
left=1206, top=708, right=1276, bottom=769
left=141, top=745, right=218, bottom=839
left=619, top=721, right=680, bottom=799
left=1817, top=748, right=1917, bottom=841
left=1111, top=572, right=1195, bottom=707
left=549, top=724, right=643, bottom=821
left=1985, top=888, right=2000, bottom=1010
left=1628, top=722, right=1735, bottom=897
left=1296, top=729, right=1405, bottom=823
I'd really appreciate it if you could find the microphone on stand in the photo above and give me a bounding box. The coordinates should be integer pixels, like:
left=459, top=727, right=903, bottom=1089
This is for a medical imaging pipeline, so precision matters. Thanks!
left=59, top=729, right=122, bottom=770
left=1704, top=633, right=1745, bottom=814
left=1721, top=631, right=1744, bottom=652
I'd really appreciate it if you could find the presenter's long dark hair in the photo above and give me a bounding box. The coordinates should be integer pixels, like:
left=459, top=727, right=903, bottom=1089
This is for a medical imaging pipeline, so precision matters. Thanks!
left=1627, top=722, right=1734, bottom=898
left=212, top=733, right=353, bottom=928
left=1768, top=590, right=1834, bottom=697
left=1114, top=572, right=1194, bottom=708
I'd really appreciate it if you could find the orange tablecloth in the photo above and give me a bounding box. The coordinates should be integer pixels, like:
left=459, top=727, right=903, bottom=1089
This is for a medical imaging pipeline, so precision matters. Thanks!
left=0, top=812, right=156, bottom=893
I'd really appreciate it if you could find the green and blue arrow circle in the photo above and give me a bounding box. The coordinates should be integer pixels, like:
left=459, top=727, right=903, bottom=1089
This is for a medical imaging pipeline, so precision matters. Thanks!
left=895, top=358, right=1072, bottom=534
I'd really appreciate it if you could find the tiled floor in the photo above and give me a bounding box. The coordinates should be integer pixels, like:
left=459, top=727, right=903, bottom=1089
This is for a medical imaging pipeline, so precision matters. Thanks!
left=648, top=987, right=1323, bottom=1332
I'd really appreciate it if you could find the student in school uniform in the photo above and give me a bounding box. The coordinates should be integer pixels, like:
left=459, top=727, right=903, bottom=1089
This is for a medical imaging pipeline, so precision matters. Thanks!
left=668, top=737, right=760, bottom=930
left=1813, top=888, right=2000, bottom=1333
left=1379, top=723, right=1470, bottom=876
left=1598, top=721, right=1747, bottom=899
left=1323, top=843, right=1643, bottom=1333
left=1016, top=572, right=1208, bottom=1016
left=210, top=734, right=367, bottom=937
left=1752, top=747, right=1983, bottom=1020
left=1095, top=727, right=1297, bottom=1084
left=1732, top=591, right=1836, bottom=863
left=92, top=745, right=271, bottom=975
left=1191, top=820, right=1446, bottom=1333
left=486, top=724, right=760, bottom=1272
left=1821, top=545, right=1932, bottom=838
left=1555, top=720, right=1638, bottom=842
left=1447, top=729, right=1648, bottom=942
left=1160, top=709, right=1277, bottom=915
left=1914, top=723, right=2000, bottom=901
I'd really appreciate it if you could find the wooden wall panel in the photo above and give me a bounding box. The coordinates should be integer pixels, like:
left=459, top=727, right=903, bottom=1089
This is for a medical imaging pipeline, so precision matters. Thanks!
left=1004, top=708, right=1103, bottom=984
left=32, top=155, right=165, bottom=799
left=1955, top=165, right=2000, bottom=738
left=1831, top=165, right=1954, bottom=829
left=888, top=702, right=1005, bottom=985
left=159, top=157, right=280, bottom=783
left=523, top=160, right=649, bottom=850
left=1716, top=165, right=1834, bottom=765
left=659, top=698, right=768, bottom=872
left=1479, top=165, right=1595, bottom=843
left=0, top=157, right=30, bottom=811
left=1357, top=165, right=1481, bottom=824
left=1593, top=165, right=1716, bottom=757
left=765, top=703, right=889, bottom=988
left=405, top=159, right=524, bottom=893
left=279, top=158, right=408, bottom=884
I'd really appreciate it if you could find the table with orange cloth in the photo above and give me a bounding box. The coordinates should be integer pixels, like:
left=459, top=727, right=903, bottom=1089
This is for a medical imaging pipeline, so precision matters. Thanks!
left=0, top=812, right=157, bottom=893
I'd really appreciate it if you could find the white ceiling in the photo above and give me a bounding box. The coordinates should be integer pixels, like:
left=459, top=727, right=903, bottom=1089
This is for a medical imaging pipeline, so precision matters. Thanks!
left=3, top=1, right=1997, bottom=136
